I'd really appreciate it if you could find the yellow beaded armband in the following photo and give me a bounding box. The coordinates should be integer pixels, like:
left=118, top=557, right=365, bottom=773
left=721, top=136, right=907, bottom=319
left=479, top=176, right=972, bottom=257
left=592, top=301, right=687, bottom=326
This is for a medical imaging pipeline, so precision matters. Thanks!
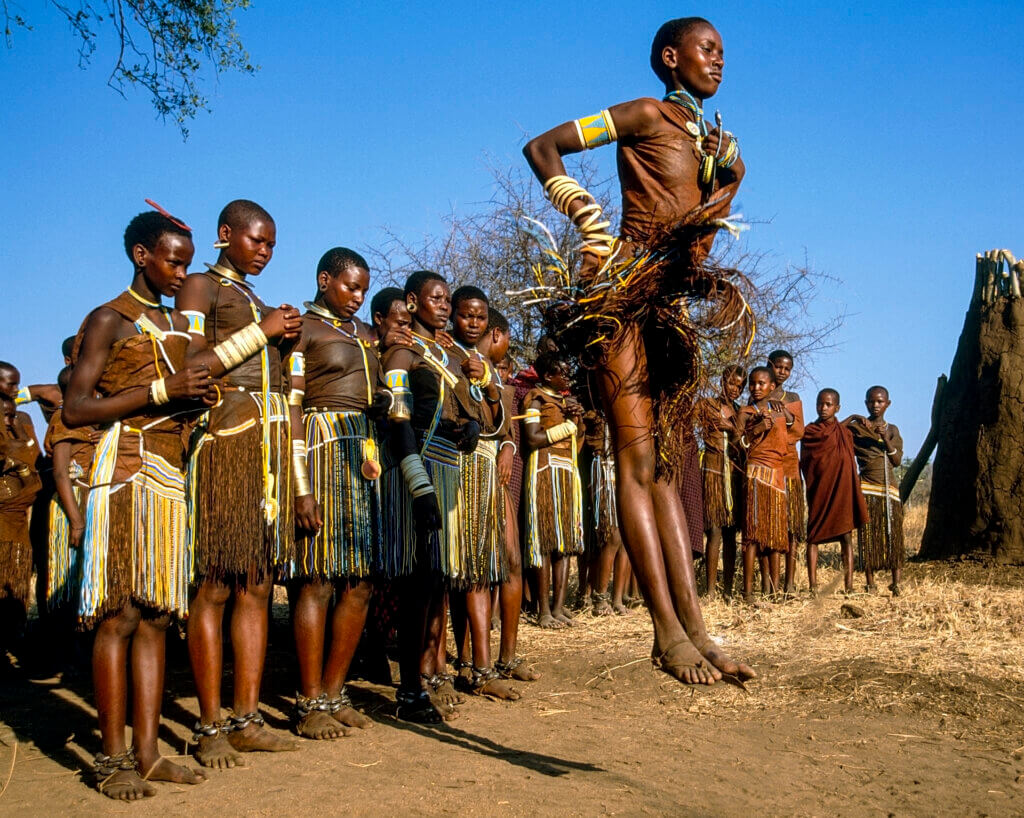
left=573, top=109, right=618, bottom=150
left=212, top=322, right=268, bottom=371
left=15, top=386, right=31, bottom=405
left=386, top=369, right=412, bottom=421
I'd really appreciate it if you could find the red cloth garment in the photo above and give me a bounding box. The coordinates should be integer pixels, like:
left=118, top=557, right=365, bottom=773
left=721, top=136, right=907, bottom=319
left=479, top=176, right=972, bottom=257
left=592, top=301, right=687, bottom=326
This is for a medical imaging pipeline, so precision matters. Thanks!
left=799, top=419, right=868, bottom=545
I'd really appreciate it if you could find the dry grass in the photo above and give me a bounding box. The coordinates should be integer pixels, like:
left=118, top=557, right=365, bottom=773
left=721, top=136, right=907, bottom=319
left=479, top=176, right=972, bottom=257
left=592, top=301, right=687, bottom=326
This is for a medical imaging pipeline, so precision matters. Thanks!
left=525, top=555, right=1024, bottom=729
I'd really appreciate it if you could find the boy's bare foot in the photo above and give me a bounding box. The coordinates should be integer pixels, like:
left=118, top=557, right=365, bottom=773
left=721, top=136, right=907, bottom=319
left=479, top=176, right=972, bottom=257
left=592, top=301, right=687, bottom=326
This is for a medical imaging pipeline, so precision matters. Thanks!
left=139, top=755, right=207, bottom=785
left=537, top=613, right=565, bottom=629
left=193, top=724, right=245, bottom=769
left=495, top=656, right=540, bottom=682
left=651, top=636, right=718, bottom=686
left=693, top=636, right=757, bottom=682
left=227, top=714, right=298, bottom=753
left=93, top=751, right=156, bottom=801
left=889, top=583, right=901, bottom=597
left=553, top=610, right=574, bottom=627
left=296, top=710, right=350, bottom=740
left=425, top=673, right=465, bottom=709
left=611, top=600, right=629, bottom=615
left=396, top=689, right=444, bottom=724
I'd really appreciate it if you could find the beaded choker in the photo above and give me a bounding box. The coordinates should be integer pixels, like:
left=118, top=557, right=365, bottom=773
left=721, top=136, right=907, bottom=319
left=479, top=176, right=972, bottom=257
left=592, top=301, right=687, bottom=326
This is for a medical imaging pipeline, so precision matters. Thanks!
left=664, top=88, right=707, bottom=136
left=127, top=287, right=161, bottom=309
left=304, top=301, right=359, bottom=335
left=205, top=262, right=250, bottom=288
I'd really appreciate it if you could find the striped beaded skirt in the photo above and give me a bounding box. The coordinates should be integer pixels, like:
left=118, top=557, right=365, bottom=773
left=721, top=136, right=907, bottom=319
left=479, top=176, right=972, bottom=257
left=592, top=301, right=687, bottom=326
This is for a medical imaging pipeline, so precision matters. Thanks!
left=47, top=462, right=87, bottom=609
left=590, top=453, right=619, bottom=546
left=79, top=426, right=190, bottom=625
left=382, top=435, right=462, bottom=580
left=459, top=439, right=508, bottom=588
left=857, top=482, right=905, bottom=572
left=524, top=448, right=584, bottom=568
left=744, top=463, right=789, bottom=555
left=292, top=410, right=381, bottom=581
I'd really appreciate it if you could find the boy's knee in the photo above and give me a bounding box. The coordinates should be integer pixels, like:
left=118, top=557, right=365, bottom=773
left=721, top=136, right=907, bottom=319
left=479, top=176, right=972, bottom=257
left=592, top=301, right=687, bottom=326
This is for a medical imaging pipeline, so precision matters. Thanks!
left=617, top=444, right=656, bottom=489
left=198, top=580, right=232, bottom=606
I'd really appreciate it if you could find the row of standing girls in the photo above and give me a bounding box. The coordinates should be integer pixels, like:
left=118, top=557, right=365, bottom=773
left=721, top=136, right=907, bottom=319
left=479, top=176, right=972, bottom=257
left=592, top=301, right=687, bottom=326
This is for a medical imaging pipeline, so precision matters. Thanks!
left=0, top=200, right=570, bottom=802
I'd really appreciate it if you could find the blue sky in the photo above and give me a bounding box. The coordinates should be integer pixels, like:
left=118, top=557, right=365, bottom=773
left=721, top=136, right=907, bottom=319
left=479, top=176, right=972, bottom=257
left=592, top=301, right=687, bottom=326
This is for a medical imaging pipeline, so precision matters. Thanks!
left=2, top=1, right=1022, bottom=454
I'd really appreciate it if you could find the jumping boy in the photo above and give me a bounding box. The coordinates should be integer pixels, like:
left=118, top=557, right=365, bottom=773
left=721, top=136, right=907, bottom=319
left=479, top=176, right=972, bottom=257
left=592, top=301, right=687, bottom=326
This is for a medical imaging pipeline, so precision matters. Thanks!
left=736, top=366, right=792, bottom=600
left=176, top=199, right=302, bottom=767
left=767, top=350, right=805, bottom=595
left=799, top=389, right=867, bottom=594
left=846, top=386, right=905, bottom=596
left=523, top=16, right=753, bottom=682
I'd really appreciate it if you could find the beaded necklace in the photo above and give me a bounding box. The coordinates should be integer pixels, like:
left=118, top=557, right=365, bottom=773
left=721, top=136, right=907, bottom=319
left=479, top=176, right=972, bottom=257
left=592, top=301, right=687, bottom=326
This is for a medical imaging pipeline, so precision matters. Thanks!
left=409, top=331, right=459, bottom=388
left=205, top=262, right=252, bottom=289
left=303, top=301, right=374, bottom=406
left=448, top=338, right=489, bottom=402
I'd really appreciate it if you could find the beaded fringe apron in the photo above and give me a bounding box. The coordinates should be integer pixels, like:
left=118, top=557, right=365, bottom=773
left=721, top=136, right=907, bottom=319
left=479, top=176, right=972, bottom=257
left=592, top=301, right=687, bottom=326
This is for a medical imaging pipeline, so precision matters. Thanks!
left=383, top=436, right=463, bottom=581
left=79, top=424, right=190, bottom=625
left=187, top=391, right=293, bottom=584
left=459, top=439, right=508, bottom=587
left=525, top=449, right=584, bottom=568
left=47, top=461, right=87, bottom=609
left=292, top=410, right=381, bottom=580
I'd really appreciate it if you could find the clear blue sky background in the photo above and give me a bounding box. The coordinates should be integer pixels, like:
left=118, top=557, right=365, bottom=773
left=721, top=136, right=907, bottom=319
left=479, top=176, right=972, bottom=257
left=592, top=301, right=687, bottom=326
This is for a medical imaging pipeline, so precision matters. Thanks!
left=2, top=1, right=1022, bottom=454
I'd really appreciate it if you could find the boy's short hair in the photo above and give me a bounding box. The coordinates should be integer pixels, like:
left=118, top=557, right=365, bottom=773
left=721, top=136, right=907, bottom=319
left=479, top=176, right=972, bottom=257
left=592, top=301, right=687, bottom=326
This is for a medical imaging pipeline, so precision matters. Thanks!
left=57, top=364, right=73, bottom=393
left=218, top=199, right=273, bottom=230
left=318, top=247, right=368, bottom=277
left=650, top=17, right=713, bottom=83
left=818, top=388, right=840, bottom=403
left=370, top=287, right=404, bottom=320
left=866, top=385, right=889, bottom=400
left=488, top=308, right=509, bottom=334
left=451, top=285, right=488, bottom=310
left=61, top=336, right=76, bottom=360
left=722, top=363, right=745, bottom=381
left=767, top=349, right=794, bottom=364
left=404, top=270, right=446, bottom=298
left=123, top=211, right=192, bottom=262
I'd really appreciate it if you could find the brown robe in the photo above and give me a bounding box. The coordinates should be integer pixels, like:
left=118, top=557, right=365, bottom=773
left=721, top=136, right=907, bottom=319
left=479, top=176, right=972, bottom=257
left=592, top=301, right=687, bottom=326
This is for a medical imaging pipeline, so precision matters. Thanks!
left=800, top=419, right=868, bottom=545
left=0, top=419, right=42, bottom=604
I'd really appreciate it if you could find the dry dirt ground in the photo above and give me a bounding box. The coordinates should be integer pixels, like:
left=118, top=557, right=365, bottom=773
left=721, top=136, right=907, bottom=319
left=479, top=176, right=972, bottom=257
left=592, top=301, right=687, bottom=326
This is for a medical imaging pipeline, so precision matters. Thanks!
left=1, top=555, right=1023, bottom=817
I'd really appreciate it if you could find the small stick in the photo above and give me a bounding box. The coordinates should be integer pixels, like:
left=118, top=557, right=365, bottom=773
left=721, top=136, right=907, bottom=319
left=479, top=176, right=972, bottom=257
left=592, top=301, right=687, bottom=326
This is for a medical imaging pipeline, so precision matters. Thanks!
left=0, top=741, right=17, bottom=801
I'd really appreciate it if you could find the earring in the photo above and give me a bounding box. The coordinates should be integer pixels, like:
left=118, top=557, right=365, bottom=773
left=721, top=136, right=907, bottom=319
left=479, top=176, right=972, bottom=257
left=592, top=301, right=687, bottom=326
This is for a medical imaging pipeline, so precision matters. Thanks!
left=213, top=240, right=229, bottom=249
left=319, top=284, right=327, bottom=292
left=406, top=302, right=416, bottom=313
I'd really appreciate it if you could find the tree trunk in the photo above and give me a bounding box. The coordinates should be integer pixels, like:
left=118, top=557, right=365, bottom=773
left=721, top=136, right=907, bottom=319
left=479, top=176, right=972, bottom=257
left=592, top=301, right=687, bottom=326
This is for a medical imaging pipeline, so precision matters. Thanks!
left=920, top=250, right=1024, bottom=563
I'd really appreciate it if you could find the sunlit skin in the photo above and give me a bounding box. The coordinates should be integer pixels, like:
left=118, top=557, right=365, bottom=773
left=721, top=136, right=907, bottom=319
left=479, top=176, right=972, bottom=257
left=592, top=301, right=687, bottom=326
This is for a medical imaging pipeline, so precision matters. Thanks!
left=63, top=227, right=213, bottom=799
left=768, top=354, right=804, bottom=594
left=174, top=210, right=302, bottom=769
left=703, top=370, right=745, bottom=600
left=374, top=299, right=412, bottom=344
left=521, top=19, right=751, bottom=684
left=769, top=355, right=792, bottom=390
left=286, top=262, right=378, bottom=739
left=0, top=366, right=19, bottom=400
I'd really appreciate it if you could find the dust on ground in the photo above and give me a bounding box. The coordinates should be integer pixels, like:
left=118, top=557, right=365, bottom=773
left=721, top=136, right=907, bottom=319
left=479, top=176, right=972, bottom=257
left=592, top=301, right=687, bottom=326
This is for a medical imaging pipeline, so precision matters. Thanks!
left=1, top=555, right=1022, bottom=817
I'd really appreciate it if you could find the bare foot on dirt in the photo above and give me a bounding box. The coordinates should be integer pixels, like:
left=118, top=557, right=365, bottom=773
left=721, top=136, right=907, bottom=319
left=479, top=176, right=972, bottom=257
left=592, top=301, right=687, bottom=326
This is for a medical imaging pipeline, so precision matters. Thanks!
left=693, top=636, right=757, bottom=682
left=227, top=722, right=298, bottom=754
left=332, top=706, right=373, bottom=729
left=612, top=601, right=629, bottom=616
left=431, top=676, right=465, bottom=708
left=651, top=636, right=718, bottom=686
left=537, top=613, right=565, bottom=630
left=471, top=671, right=521, bottom=701
left=496, top=657, right=540, bottom=682
left=195, top=733, right=245, bottom=769
left=592, top=594, right=613, bottom=616
left=296, top=710, right=350, bottom=739
left=553, top=610, right=574, bottom=627
left=139, top=755, right=207, bottom=785
left=97, top=769, right=156, bottom=801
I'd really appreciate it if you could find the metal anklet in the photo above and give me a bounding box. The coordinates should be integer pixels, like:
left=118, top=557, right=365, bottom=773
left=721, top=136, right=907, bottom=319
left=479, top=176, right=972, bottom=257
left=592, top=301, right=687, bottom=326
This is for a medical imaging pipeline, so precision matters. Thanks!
left=337, top=686, right=354, bottom=708
left=94, top=748, right=137, bottom=778
left=295, top=693, right=331, bottom=719
left=192, top=719, right=232, bottom=742
left=228, top=710, right=266, bottom=732
left=470, top=666, right=500, bottom=688
left=494, top=657, right=524, bottom=677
